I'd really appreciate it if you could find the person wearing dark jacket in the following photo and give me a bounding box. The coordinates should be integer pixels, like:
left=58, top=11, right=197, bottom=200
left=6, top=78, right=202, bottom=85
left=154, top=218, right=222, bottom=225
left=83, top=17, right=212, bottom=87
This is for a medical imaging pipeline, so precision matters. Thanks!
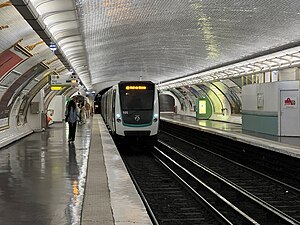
left=65, top=100, right=80, bottom=143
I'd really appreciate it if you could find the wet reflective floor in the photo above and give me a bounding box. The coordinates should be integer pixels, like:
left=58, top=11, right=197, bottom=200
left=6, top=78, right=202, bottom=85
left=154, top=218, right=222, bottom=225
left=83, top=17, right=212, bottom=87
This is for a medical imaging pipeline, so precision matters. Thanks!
left=0, top=121, right=91, bottom=225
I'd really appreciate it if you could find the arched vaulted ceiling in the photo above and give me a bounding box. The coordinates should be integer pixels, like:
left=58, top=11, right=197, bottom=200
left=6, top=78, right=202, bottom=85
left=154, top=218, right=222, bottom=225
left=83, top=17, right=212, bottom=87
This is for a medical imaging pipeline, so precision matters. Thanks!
left=10, top=0, right=300, bottom=92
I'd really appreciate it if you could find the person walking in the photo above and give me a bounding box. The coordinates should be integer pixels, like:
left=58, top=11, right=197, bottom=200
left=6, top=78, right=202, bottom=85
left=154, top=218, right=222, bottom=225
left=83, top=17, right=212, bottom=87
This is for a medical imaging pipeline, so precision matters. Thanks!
left=65, top=100, right=80, bottom=143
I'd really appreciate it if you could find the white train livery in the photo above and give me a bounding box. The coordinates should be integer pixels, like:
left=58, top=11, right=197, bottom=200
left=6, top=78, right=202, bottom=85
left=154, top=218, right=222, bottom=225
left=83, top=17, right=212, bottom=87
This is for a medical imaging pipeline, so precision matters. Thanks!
left=101, top=81, right=159, bottom=144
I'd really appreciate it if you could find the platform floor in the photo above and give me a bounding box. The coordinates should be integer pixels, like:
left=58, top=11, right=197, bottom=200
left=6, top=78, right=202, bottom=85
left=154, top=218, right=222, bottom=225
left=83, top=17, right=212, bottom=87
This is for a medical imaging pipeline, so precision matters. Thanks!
left=160, top=113, right=300, bottom=158
left=0, top=116, right=152, bottom=225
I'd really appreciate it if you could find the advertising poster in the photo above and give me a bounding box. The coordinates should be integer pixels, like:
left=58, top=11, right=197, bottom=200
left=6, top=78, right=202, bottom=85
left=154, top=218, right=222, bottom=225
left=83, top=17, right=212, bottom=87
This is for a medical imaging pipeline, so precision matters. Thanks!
left=199, top=99, right=207, bottom=114
left=0, top=49, right=24, bottom=79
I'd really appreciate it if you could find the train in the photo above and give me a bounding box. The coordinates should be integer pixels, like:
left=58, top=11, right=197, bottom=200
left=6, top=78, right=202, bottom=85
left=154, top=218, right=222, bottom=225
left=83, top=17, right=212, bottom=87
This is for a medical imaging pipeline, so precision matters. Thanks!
left=101, top=81, right=159, bottom=145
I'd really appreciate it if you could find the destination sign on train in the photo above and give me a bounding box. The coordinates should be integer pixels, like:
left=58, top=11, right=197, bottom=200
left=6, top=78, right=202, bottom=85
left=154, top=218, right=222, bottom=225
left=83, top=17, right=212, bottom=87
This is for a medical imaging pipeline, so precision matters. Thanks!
left=125, top=86, right=147, bottom=90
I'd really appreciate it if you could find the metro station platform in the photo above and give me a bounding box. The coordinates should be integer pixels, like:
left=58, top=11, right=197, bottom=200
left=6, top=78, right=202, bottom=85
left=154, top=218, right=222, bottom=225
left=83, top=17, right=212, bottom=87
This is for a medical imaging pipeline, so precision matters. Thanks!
left=0, top=115, right=152, bottom=225
left=160, top=113, right=300, bottom=159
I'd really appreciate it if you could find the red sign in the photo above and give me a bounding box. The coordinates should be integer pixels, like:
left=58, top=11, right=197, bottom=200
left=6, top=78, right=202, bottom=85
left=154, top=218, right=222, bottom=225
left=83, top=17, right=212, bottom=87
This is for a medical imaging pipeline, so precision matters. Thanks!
left=284, top=97, right=295, bottom=106
left=0, top=49, right=23, bottom=79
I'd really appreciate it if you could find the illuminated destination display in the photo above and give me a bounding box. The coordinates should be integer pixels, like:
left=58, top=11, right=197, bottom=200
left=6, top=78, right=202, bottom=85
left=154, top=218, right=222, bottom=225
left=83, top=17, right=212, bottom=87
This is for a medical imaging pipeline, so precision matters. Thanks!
left=125, top=86, right=147, bottom=90
left=50, top=86, right=63, bottom=91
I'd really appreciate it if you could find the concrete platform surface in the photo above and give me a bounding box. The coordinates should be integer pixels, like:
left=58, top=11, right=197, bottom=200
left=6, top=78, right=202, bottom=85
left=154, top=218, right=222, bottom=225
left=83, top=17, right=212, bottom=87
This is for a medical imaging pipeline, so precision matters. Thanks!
left=0, top=115, right=152, bottom=225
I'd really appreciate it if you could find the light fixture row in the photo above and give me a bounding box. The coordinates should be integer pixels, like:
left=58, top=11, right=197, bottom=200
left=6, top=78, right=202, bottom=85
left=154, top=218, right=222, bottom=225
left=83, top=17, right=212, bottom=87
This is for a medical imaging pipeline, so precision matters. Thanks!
left=159, top=46, right=300, bottom=90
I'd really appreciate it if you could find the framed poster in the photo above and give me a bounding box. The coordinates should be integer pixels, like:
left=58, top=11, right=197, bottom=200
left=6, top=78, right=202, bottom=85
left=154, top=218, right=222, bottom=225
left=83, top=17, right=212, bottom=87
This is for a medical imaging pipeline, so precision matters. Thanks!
left=257, top=93, right=264, bottom=109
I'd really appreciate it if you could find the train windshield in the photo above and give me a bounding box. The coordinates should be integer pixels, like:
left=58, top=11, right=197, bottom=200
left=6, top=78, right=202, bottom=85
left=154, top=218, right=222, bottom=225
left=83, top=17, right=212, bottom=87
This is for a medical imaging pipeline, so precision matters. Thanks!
left=120, top=90, right=154, bottom=110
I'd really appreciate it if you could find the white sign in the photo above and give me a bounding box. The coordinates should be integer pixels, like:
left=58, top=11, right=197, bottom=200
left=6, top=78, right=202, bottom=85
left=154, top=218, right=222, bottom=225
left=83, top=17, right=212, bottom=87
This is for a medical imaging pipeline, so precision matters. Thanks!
left=50, top=74, right=76, bottom=86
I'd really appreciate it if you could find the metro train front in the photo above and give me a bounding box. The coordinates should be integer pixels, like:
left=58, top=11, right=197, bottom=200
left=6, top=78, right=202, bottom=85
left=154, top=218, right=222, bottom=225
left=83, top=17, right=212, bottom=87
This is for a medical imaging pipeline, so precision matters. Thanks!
left=101, top=81, right=159, bottom=145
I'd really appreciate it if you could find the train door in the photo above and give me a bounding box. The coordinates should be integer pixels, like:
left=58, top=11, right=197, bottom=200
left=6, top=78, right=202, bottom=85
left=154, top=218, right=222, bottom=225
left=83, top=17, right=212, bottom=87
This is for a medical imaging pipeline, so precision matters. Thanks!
left=112, top=89, right=116, bottom=134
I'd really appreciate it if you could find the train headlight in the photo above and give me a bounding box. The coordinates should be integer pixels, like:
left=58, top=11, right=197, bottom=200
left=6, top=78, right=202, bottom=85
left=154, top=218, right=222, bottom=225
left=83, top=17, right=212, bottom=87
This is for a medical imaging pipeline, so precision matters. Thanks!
left=116, top=114, right=122, bottom=123
left=153, top=114, right=159, bottom=122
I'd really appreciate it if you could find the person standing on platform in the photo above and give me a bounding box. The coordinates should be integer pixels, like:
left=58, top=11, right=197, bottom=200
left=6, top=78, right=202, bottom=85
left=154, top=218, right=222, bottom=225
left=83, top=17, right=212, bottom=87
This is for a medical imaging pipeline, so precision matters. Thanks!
left=65, top=100, right=80, bottom=143
left=85, top=102, right=91, bottom=118
left=79, top=103, right=87, bottom=124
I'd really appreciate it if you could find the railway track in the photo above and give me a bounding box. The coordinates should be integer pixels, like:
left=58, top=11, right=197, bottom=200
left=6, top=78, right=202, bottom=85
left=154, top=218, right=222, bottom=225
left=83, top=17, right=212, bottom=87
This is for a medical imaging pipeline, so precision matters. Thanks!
left=117, top=126, right=300, bottom=224
left=155, top=137, right=300, bottom=225
left=159, top=121, right=300, bottom=189
left=120, top=149, right=231, bottom=225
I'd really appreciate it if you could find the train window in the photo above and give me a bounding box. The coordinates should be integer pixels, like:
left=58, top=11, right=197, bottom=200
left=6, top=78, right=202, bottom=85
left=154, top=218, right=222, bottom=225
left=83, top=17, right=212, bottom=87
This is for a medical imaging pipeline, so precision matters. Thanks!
left=120, top=90, right=154, bottom=110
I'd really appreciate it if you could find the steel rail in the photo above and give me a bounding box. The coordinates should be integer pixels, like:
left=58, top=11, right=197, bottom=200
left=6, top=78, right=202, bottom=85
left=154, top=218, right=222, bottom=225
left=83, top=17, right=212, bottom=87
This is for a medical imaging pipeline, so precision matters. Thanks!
left=154, top=141, right=300, bottom=225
